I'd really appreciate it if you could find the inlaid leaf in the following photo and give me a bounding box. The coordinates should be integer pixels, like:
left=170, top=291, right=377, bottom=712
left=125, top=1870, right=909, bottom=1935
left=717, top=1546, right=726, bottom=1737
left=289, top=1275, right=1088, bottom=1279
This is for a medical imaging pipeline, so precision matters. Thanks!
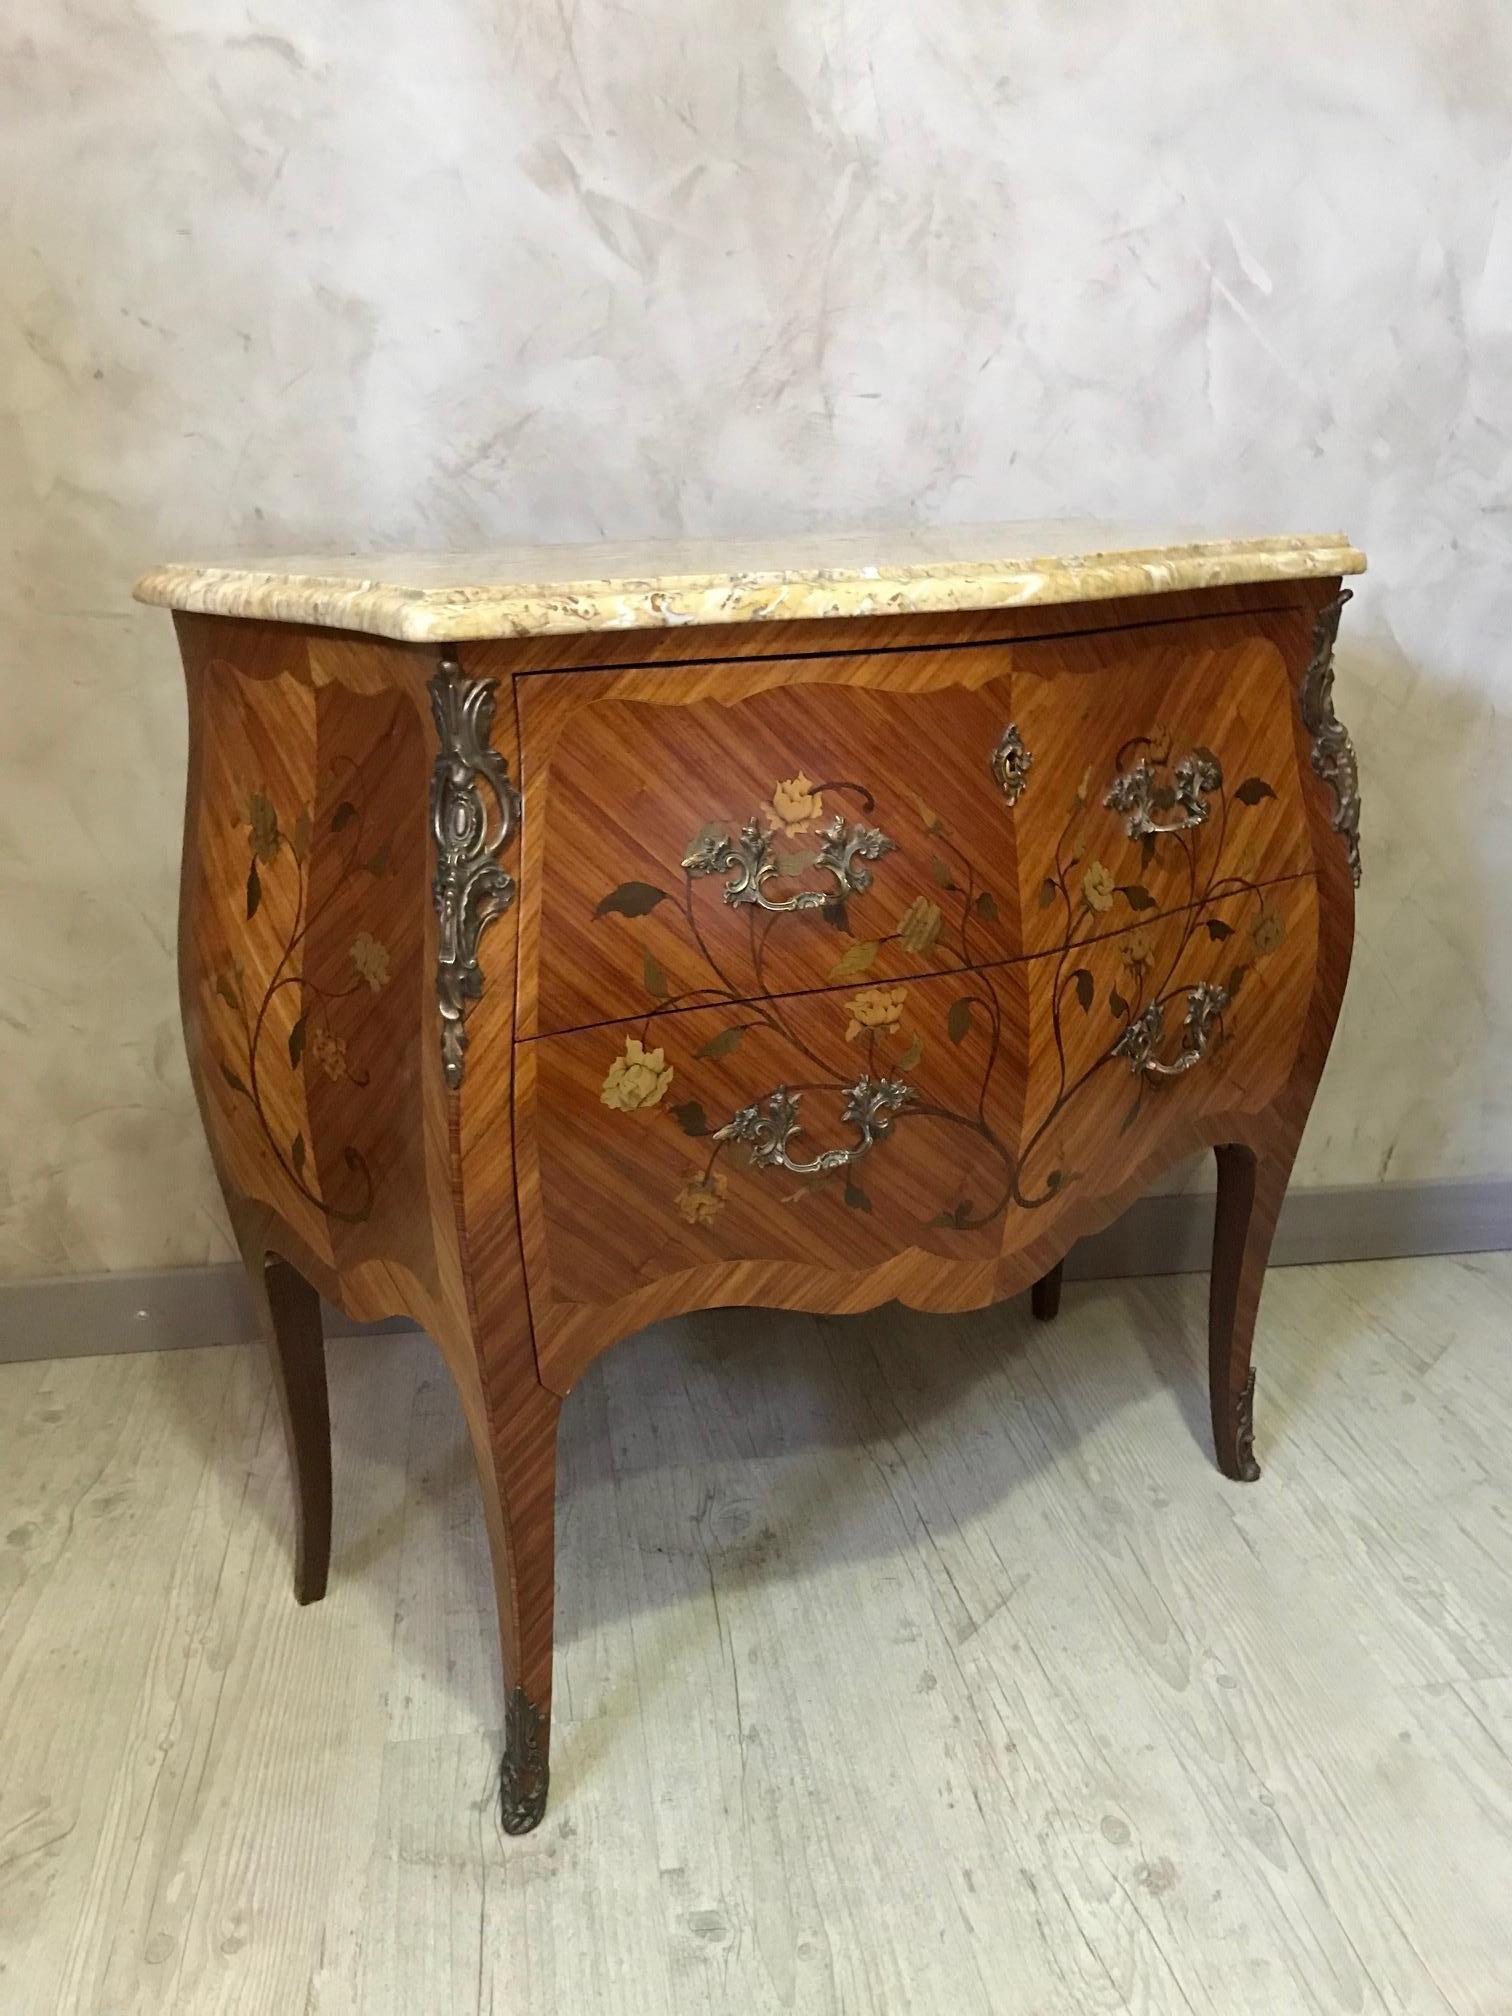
left=695, top=1025, right=745, bottom=1061
left=1038, top=877, right=1059, bottom=910
left=930, top=1200, right=975, bottom=1230
left=930, top=856, right=955, bottom=890
left=246, top=860, right=261, bottom=920
left=974, top=890, right=999, bottom=923
left=947, top=997, right=973, bottom=1044
left=1234, top=777, right=1276, bottom=805
left=292, top=807, right=311, bottom=865
left=245, top=790, right=280, bottom=863
left=671, top=1100, right=710, bottom=1137
left=915, top=796, right=947, bottom=836
left=1119, top=1094, right=1143, bottom=1135
left=829, top=939, right=879, bottom=982
left=641, top=947, right=669, bottom=999
left=1140, top=834, right=1158, bottom=870
left=1071, top=968, right=1094, bottom=1013
left=1119, top=884, right=1157, bottom=911
left=343, top=1145, right=362, bottom=1172
left=366, top=839, right=391, bottom=877
left=844, top=1181, right=872, bottom=1214
left=1206, top=918, right=1234, bottom=940
left=291, top=1132, right=306, bottom=1175
left=594, top=881, right=671, bottom=920
left=288, top=1015, right=307, bottom=1068
left=895, top=1033, right=924, bottom=1072
left=1228, top=964, right=1249, bottom=1000
left=219, top=1061, right=248, bottom=1095
left=215, top=970, right=240, bottom=1013
left=685, top=819, right=728, bottom=856
left=1044, top=1169, right=1063, bottom=1193
left=821, top=896, right=851, bottom=933
left=1109, top=987, right=1129, bottom=1020
left=331, top=800, right=358, bottom=832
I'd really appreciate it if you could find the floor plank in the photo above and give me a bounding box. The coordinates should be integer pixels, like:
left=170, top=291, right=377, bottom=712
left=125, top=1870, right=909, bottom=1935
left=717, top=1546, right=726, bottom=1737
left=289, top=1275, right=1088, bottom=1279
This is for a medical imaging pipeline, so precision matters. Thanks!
left=0, top=1255, right=1509, bottom=2014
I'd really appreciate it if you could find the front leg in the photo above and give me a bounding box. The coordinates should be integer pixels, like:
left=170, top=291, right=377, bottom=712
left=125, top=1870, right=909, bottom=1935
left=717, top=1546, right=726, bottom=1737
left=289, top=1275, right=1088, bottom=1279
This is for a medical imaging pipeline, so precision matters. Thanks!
left=1208, top=1143, right=1294, bottom=1481
left=452, top=1361, right=561, bottom=1834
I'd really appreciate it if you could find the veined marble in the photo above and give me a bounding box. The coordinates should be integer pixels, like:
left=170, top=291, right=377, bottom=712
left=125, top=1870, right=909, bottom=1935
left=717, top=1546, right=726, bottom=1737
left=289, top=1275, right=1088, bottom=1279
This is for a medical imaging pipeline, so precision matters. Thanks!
left=133, top=525, right=1365, bottom=642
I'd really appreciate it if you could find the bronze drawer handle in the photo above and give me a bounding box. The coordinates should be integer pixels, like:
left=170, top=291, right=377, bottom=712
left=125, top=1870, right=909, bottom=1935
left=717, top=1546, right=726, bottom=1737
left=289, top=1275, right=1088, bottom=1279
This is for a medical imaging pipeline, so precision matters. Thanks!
left=1105, top=751, right=1222, bottom=837
left=683, top=813, right=895, bottom=913
left=712, top=1075, right=915, bottom=1176
left=990, top=723, right=1033, bottom=804
left=1111, top=982, right=1228, bottom=1080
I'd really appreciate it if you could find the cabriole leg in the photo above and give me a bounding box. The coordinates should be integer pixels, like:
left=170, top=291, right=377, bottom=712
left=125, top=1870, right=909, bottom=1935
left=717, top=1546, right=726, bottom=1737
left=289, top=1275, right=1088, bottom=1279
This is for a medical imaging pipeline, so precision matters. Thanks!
left=1209, top=1143, right=1294, bottom=1482
left=233, top=1217, right=332, bottom=1603
left=450, top=1360, right=561, bottom=1835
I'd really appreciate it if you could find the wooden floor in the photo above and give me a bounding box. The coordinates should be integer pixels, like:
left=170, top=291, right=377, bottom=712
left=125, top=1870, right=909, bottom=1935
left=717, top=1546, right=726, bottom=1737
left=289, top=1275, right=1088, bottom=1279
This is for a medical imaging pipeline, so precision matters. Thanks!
left=2, top=1255, right=1511, bottom=2015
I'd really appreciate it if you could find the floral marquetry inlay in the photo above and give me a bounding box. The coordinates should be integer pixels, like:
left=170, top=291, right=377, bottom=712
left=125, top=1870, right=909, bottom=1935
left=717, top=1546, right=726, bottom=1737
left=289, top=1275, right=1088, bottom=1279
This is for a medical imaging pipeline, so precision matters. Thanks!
left=591, top=749, right=1292, bottom=1233
left=209, top=781, right=397, bottom=1225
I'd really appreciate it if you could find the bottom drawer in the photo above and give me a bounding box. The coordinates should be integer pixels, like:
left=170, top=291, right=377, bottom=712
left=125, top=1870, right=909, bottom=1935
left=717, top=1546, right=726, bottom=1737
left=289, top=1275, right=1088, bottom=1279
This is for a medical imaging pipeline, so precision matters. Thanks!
left=517, top=877, right=1321, bottom=1383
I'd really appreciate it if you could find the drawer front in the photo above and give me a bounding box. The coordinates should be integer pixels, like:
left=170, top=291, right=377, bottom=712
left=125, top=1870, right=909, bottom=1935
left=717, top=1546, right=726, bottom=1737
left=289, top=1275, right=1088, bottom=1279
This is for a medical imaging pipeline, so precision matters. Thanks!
left=517, top=876, right=1320, bottom=1383
left=1008, top=624, right=1315, bottom=955
left=516, top=611, right=1319, bottom=1038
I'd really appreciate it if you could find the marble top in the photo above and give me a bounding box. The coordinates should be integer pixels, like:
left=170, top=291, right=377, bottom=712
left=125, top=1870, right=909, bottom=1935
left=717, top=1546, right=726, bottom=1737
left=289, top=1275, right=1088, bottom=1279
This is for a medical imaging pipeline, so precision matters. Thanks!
left=134, top=522, right=1365, bottom=644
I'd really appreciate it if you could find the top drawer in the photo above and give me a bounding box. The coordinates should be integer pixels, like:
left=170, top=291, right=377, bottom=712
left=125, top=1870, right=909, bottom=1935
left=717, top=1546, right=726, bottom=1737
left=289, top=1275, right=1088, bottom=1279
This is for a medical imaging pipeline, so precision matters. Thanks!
left=514, top=609, right=1321, bottom=1038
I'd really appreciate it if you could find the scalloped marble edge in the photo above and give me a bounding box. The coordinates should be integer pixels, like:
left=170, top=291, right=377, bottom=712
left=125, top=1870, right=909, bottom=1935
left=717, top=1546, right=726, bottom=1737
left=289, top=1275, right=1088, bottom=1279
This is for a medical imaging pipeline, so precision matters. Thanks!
left=134, top=531, right=1366, bottom=644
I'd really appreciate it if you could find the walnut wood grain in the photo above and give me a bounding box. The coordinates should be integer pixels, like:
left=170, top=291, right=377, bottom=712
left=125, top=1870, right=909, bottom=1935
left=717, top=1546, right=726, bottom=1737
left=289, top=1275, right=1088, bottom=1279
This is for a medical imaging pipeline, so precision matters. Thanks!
left=166, top=577, right=1358, bottom=1836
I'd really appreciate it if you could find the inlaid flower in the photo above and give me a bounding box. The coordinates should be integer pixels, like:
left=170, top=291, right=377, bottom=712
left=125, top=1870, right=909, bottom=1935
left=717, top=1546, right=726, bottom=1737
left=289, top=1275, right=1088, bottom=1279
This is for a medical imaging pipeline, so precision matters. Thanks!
left=846, top=984, right=908, bottom=1043
left=309, top=1024, right=349, bottom=1082
left=1082, top=860, right=1116, bottom=913
left=245, top=790, right=281, bottom=864
left=1250, top=905, right=1285, bottom=957
left=765, top=774, right=824, bottom=836
left=600, top=1036, right=674, bottom=1111
left=1145, top=723, right=1174, bottom=764
left=349, top=931, right=391, bottom=991
left=676, top=1166, right=728, bottom=1227
left=897, top=895, right=943, bottom=958
left=1121, top=926, right=1156, bottom=970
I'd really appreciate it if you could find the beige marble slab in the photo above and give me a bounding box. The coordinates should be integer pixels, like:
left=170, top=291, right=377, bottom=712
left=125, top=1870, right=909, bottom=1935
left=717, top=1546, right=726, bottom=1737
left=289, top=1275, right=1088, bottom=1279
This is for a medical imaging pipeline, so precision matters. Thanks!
left=133, top=521, right=1364, bottom=644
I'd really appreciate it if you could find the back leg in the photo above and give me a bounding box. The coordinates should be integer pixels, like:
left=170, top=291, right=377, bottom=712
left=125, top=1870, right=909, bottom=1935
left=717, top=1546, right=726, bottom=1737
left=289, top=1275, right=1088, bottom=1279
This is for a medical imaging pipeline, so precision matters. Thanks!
left=1030, top=1260, right=1064, bottom=1323
left=240, top=1233, right=333, bottom=1603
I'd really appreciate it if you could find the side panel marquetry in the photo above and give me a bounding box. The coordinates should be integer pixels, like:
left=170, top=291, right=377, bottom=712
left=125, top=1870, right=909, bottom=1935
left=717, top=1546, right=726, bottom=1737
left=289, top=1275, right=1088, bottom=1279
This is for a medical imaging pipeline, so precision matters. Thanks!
left=175, top=615, right=462, bottom=1328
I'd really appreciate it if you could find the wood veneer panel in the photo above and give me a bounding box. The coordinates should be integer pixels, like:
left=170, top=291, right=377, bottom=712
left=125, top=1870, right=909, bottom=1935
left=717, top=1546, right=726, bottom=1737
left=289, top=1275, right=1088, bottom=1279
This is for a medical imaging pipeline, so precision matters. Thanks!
left=1009, top=616, right=1315, bottom=953
left=519, top=879, right=1320, bottom=1391
left=515, top=607, right=1321, bottom=1041
left=174, top=613, right=457, bottom=1333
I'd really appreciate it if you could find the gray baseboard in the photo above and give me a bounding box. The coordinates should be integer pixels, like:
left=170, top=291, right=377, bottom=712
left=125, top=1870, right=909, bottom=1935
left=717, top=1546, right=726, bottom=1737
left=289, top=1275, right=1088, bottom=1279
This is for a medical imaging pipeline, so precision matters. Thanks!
left=1, top=1179, right=1507, bottom=1367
